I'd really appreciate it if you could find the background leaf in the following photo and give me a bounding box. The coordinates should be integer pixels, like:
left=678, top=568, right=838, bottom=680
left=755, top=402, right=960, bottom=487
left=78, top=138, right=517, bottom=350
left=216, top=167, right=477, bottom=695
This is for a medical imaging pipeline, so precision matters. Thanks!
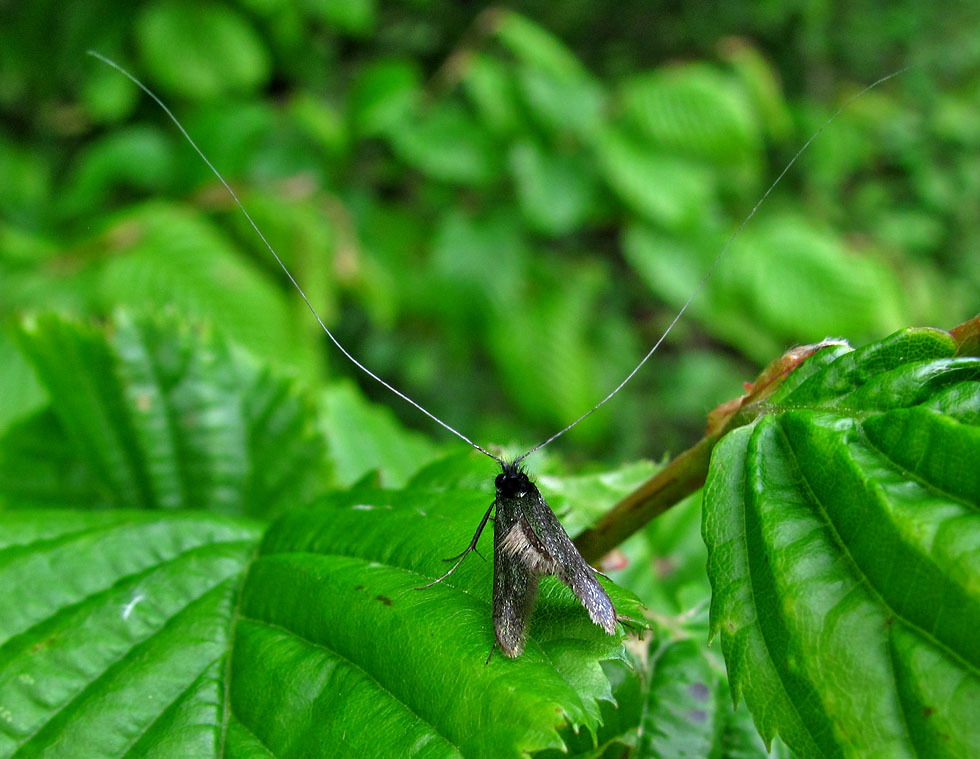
left=2, top=4, right=974, bottom=466
left=618, top=64, right=762, bottom=167
left=348, top=59, right=421, bottom=137
left=5, top=312, right=328, bottom=518
left=596, top=126, right=714, bottom=231
left=509, top=139, right=597, bottom=236
left=319, top=380, right=443, bottom=488
left=136, top=0, right=271, bottom=99
left=92, top=202, right=316, bottom=374
left=387, top=102, right=502, bottom=186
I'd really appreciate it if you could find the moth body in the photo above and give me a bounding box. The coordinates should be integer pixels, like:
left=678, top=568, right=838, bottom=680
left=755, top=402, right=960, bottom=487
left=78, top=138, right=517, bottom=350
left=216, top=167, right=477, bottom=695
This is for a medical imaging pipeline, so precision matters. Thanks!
left=492, top=463, right=617, bottom=657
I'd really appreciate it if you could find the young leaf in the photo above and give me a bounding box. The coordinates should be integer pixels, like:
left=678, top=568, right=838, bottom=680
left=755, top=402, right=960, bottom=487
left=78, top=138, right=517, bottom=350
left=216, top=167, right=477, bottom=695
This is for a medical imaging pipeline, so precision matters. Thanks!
left=703, top=326, right=980, bottom=757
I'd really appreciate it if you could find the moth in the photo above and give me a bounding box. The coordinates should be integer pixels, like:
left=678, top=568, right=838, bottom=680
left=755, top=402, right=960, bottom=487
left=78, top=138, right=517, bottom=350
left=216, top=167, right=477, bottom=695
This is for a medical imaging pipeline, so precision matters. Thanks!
left=491, top=464, right=617, bottom=655
left=90, top=51, right=902, bottom=659
left=418, top=461, right=617, bottom=658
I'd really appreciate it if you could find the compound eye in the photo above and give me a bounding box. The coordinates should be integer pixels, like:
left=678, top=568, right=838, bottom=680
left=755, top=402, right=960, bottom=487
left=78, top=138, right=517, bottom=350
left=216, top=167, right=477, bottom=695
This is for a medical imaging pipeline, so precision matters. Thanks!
left=494, top=473, right=505, bottom=488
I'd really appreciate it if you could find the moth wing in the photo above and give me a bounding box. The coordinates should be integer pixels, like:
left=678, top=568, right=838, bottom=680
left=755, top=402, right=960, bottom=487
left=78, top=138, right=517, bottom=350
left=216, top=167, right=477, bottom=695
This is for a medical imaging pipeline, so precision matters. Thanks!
left=525, top=492, right=618, bottom=635
left=493, top=502, right=540, bottom=657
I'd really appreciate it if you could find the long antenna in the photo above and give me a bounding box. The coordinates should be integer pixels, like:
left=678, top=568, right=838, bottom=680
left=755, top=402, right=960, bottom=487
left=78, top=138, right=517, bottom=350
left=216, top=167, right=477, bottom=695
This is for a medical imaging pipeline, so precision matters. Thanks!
left=87, top=50, right=504, bottom=466
left=514, top=66, right=909, bottom=465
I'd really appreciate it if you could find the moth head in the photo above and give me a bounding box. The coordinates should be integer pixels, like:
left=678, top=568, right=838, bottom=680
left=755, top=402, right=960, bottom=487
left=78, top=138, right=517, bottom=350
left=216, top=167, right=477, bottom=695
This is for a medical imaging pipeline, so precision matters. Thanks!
left=496, top=463, right=532, bottom=499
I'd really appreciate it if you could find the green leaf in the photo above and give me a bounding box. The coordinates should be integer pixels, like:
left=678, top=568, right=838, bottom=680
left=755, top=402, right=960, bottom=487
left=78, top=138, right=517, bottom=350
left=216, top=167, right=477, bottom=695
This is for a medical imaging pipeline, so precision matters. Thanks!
left=485, top=267, right=633, bottom=441
left=427, top=208, right=528, bottom=318
left=536, top=639, right=768, bottom=759
left=80, top=56, right=141, bottom=123
left=514, top=65, right=605, bottom=139
left=302, top=0, right=375, bottom=35
left=8, top=311, right=327, bottom=518
left=494, top=11, right=590, bottom=83
left=494, top=11, right=604, bottom=138
left=0, top=330, right=45, bottom=436
left=641, top=640, right=767, bottom=759
left=462, top=53, right=524, bottom=136
left=348, top=59, right=421, bottom=137
left=508, top=140, right=598, bottom=236
left=387, top=102, right=502, bottom=186
left=2, top=314, right=643, bottom=755
left=178, top=99, right=280, bottom=181
left=92, top=201, right=313, bottom=371
left=719, top=40, right=793, bottom=142
left=0, top=470, right=643, bottom=757
left=624, top=214, right=908, bottom=363
left=728, top=215, right=906, bottom=349
left=0, top=510, right=262, bottom=759
left=58, top=126, right=176, bottom=218
left=534, top=657, right=645, bottom=759
left=0, top=410, right=107, bottom=510
left=136, top=0, right=271, bottom=99
left=0, top=136, right=52, bottom=225
left=247, top=478, right=642, bottom=757
left=703, top=327, right=980, bottom=757
left=319, top=380, right=443, bottom=488
left=617, top=63, right=762, bottom=165
left=596, top=126, right=714, bottom=230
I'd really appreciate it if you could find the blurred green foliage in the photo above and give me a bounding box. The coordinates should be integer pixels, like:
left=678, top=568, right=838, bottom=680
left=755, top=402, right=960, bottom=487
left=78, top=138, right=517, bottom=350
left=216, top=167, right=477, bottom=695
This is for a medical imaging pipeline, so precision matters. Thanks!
left=1, top=0, right=979, bottom=463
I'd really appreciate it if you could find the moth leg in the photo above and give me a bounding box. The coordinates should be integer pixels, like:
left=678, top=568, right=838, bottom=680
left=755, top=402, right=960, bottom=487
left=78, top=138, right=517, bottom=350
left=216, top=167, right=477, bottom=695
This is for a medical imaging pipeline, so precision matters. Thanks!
left=592, top=566, right=612, bottom=581
left=414, top=501, right=495, bottom=590
left=616, top=614, right=645, bottom=635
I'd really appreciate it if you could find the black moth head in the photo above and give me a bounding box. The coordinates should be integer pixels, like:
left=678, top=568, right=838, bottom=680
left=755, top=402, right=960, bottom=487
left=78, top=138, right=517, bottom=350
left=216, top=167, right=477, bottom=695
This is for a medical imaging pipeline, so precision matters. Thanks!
left=495, top=462, right=532, bottom=499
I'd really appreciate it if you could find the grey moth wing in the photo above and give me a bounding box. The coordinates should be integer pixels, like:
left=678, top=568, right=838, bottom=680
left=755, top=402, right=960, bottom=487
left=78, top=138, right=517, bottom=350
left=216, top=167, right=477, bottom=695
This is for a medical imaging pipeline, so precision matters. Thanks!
left=492, top=497, right=541, bottom=657
left=524, top=488, right=618, bottom=633
left=493, top=463, right=617, bottom=657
